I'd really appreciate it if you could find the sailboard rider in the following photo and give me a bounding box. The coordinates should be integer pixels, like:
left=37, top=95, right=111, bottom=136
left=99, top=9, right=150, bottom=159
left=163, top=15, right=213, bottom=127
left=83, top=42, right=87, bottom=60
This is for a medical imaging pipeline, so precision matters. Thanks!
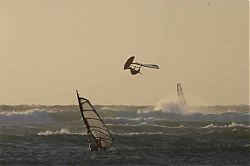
left=129, top=66, right=141, bottom=75
left=88, top=131, right=102, bottom=151
left=124, top=56, right=159, bottom=75
left=76, top=90, right=114, bottom=151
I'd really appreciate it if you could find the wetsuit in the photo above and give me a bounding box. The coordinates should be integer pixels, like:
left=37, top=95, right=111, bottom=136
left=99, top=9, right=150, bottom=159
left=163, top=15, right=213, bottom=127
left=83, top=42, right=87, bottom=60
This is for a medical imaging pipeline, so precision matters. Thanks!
left=129, top=67, right=140, bottom=75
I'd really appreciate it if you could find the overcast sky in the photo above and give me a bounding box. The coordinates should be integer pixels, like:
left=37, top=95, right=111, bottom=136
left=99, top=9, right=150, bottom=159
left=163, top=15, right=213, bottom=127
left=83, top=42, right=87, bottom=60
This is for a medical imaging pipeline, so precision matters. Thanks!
left=0, top=0, right=248, bottom=105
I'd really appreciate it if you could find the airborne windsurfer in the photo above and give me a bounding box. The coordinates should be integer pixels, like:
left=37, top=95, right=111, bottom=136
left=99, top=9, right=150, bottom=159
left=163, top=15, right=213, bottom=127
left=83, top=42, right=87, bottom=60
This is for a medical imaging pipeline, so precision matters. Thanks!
left=124, top=56, right=159, bottom=75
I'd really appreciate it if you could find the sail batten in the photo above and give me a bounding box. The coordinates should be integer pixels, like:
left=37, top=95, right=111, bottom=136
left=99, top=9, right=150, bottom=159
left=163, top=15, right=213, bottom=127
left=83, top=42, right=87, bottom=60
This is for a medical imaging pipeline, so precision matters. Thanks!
left=76, top=91, right=114, bottom=150
left=85, top=117, right=104, bottom=121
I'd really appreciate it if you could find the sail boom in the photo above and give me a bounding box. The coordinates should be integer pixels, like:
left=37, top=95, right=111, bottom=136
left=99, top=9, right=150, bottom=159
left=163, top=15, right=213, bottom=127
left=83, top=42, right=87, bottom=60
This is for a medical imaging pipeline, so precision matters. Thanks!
left=133, top=62, right=159, bottom=69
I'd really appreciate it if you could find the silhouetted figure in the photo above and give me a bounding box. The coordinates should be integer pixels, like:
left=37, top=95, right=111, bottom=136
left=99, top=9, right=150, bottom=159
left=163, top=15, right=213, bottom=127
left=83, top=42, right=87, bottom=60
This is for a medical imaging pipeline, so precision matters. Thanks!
left=88, top=131, right=103, bottom=151
left=124, top=56, right=159, bottom=75
left=129, top=67, right=141, bottom=75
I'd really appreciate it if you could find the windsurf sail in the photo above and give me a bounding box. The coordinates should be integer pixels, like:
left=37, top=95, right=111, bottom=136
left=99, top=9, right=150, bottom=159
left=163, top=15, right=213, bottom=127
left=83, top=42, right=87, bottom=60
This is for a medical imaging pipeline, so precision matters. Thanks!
left=177, top=83, right=187, bottom=105
left=124, top=56, right=159, bottom=75
left=124, top=56, right=135, bottom=70
left=76, top=90, right=114, bottom=150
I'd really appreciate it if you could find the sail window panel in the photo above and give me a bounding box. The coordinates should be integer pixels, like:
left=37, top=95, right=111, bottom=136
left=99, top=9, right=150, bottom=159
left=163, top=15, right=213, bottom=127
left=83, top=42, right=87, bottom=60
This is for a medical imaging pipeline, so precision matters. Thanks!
left=88, top=119, right=105, bottom=129
left=91, top=130, right=112, bottom=148
left=83, top=111, right=99, bottom=119
left=80, top=100, right=93, bottom=110
left=91, top=129, right=110, bottom=139
left=101, top=139, right=112, bottom=148
left=90, top=126, right=112, bottom=148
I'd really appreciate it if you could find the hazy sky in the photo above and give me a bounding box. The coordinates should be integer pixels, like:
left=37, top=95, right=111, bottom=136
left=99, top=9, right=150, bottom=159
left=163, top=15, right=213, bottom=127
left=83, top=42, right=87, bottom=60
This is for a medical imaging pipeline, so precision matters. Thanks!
left=0, top=0, right=248, bottom=105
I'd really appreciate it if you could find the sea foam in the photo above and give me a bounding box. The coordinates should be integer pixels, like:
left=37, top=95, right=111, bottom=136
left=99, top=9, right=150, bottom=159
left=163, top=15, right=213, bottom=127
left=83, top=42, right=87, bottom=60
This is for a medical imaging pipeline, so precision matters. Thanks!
left=37, top=128, right=86, bottom=136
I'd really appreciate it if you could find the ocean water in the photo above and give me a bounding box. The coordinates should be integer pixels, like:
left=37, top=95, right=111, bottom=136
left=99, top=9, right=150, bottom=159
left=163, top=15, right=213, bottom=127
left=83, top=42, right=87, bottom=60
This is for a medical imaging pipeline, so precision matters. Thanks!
left=0, top=104, right=249, bottom=165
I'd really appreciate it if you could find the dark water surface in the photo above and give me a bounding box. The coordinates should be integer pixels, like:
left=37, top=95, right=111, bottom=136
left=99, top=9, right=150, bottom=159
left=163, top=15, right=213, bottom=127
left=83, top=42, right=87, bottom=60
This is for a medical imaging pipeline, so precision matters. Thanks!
left=0, top=104, right=249, bottom=165
left=1, top=129, right=249, bottom=165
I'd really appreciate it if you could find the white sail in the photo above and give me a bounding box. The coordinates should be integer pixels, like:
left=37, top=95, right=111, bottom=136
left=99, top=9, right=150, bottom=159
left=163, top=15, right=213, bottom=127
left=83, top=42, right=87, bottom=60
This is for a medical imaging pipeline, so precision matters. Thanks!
left=77, top=91, right=114, bottom=149
left=177, top=83, right=187, bottom=105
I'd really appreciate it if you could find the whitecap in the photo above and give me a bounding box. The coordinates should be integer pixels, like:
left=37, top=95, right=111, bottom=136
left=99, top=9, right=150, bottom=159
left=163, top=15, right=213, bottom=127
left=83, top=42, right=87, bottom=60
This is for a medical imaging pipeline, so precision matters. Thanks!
left=37, top=128, right=86, bottom=136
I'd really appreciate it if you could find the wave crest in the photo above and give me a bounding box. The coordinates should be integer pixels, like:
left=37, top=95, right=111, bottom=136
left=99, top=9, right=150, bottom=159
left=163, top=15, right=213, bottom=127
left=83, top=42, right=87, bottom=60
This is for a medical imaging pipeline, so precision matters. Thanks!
left=37, top=128, right=86, bottom=136
left=202, top=122, right=250, bottom=129
left=0, top=109, right=55, bottom=123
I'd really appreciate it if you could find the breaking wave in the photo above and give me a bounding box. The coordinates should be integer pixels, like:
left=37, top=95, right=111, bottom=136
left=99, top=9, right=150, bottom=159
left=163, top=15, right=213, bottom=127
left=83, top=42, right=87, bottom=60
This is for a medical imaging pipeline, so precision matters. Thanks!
left=202, top=122, right=250, bottom=129
left=116, top=132, right=164, bottom=136
left=37, top=128, right=86, bottom=136
left=37, top=129, right=166, bottom=136
left=0, top=109, right=55, bottom=123
left=154, top=99, right=187, bottom=113
left=106, top=123, right=185, bottom=129
left=0, top=104, right=249, bottom=124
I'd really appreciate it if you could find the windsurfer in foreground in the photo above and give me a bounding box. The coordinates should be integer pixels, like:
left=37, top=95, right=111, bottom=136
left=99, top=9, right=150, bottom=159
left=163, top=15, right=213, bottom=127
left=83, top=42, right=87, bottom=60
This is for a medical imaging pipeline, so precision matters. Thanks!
left=76, top=91, right=114, bottom=151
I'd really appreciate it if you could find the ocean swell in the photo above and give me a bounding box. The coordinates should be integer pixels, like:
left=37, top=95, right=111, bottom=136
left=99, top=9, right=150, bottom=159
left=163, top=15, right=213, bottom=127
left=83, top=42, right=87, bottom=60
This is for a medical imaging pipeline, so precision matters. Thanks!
left=0, top=105, right=249, bottom=124
left=0, top=109, right=55, bottom=123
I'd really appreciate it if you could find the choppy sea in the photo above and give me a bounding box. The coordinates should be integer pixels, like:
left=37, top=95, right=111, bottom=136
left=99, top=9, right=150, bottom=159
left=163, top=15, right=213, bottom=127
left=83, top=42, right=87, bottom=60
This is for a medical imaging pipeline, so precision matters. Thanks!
left=0, top=104, right=249, bottom=165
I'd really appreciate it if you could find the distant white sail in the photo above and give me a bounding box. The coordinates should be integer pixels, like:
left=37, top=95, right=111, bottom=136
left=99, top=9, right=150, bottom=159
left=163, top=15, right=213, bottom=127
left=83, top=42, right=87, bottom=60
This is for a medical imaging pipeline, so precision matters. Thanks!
left=76, top=91, right=114, bottom=150
left=177, top=83, right=187, bottom=105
